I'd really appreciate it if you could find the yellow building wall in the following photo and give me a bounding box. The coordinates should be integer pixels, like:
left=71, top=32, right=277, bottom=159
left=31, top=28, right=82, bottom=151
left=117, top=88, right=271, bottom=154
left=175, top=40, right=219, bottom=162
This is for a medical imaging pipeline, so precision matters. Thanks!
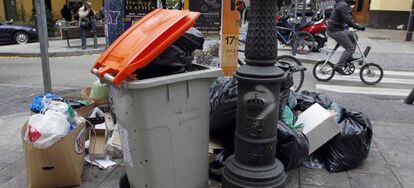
left=52, top=0, right=67, bottom=17
left=15, top=0, right=33, bottom=21
left=0, top=0, right=5, bottom=21
left=370, top=0, right=412, bottom=11
left=1, top=0, right=104, bottom=21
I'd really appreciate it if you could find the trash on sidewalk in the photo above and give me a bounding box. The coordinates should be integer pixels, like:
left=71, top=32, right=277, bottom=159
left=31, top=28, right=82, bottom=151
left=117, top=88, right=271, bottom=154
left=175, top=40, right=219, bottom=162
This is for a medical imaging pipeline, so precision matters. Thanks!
left=296, top=103, right=340, bottom=154
left=30, top=93, right=63, bottom=113
left=85, top=106, right=123, bottom=162
left=63, top=96, right=95, bottom=118
left=295, top=91, right=333, bottom=111
left=277, top=121, right=309, bottom=170
left=209, top=77, right=310, bottom=174
left=319, top=110, right=373, bottom=173
left=22, top=121, right=87, bottom=188
left=89, top=80, right=109, bottom=102
left=85, top=156, right=117, bottom=169
left=209, top=80, right=373, bottom=174
left=81, top=87, right=109, bottom=106
left=135, top=27, right=205, bottom=79
left=25, top=110, right=71, bottom=149
left=88, top=122, right=107, bottom=159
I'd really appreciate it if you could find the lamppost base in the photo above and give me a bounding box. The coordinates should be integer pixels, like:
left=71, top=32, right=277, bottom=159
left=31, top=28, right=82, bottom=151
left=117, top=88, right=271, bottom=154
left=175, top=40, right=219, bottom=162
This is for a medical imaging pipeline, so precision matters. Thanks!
left=222, top=155, right=286, bottom=188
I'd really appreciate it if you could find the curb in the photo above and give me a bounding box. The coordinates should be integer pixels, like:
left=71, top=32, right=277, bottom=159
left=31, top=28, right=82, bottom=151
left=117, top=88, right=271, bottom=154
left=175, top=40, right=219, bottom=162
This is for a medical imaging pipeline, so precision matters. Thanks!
left=0, top=49, right=105, bottom=58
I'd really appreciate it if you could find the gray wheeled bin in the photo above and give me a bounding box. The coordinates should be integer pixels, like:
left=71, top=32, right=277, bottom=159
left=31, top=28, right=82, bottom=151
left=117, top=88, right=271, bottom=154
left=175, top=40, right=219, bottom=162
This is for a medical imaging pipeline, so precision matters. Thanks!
left=103, top=65, right=221, bottom=188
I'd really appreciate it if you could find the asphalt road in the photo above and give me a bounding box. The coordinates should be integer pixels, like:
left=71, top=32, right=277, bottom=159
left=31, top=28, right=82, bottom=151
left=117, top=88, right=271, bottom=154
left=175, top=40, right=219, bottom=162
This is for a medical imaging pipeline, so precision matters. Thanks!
left=0, top=55, right=413, bottom=123
left=0, top=55, right=98, bottom=115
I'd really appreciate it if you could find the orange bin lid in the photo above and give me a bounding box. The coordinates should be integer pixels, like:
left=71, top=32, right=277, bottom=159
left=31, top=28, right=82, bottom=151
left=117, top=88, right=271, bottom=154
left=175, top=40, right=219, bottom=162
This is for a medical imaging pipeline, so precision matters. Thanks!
left=91, top=9, right=200, bottom=85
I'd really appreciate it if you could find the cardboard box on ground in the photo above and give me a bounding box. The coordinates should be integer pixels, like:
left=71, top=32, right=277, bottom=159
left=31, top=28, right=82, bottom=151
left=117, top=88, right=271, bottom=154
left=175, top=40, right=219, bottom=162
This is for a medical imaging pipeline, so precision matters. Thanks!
left=22, top=122, right=88, bottom=188
left=295, top=103, right=340, bottom=154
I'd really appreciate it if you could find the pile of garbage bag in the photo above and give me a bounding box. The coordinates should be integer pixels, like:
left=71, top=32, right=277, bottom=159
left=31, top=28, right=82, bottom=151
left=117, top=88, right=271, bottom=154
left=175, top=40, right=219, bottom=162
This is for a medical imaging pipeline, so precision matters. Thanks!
left=209, top=78, right=373, bottom=178
left=135, top=27, right=205, bottom=79
left=26, top=93, right=87, bottom=148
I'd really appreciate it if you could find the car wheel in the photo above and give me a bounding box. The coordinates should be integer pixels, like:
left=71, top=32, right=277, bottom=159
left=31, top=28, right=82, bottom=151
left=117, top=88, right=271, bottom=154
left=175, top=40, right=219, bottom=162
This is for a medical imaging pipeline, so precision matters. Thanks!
left=14, top=31, right=29, bottom=44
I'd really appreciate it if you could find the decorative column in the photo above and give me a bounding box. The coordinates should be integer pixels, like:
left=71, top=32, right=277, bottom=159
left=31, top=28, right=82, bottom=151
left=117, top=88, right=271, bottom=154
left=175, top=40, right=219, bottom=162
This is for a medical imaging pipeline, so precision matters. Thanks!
left=222, top=0, right=287, bottom=187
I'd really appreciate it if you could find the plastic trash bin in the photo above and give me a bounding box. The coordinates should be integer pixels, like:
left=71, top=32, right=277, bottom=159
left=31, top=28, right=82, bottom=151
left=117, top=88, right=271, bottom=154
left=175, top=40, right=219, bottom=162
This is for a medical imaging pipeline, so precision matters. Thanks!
left=91, top=9, right=221, bottom=187
left=104, top=65, right=221, bottom=188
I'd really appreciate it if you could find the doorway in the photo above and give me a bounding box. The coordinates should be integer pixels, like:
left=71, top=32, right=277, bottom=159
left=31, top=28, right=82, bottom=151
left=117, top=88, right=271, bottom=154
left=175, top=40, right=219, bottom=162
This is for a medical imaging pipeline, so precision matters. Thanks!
left=353, top=0, right=370, bottom=24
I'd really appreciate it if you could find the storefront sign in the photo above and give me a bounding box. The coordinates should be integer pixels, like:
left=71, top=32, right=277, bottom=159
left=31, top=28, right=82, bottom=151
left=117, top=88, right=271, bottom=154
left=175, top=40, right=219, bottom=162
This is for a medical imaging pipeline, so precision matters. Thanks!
left=189, top=0, right=221, bottom=34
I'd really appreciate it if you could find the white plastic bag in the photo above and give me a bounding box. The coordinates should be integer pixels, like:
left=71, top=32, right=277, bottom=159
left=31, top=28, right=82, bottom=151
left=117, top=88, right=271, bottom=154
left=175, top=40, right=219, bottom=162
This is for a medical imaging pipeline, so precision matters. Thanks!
left=42, top=99, right=76, bottom=123
left=24, top=110, right=71, bottom=149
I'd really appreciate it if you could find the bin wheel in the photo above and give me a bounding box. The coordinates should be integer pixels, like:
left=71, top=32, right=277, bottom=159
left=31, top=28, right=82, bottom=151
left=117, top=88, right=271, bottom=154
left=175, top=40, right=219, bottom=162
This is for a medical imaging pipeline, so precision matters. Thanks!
left=119, top=173, right=130, bottom=188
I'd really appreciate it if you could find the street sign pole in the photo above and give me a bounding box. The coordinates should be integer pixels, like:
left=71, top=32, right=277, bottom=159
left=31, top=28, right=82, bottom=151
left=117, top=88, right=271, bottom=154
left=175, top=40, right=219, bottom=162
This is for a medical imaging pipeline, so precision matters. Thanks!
left=36, top=0, right=52, bottom=93
left=292, top=0, right=299, bottom=56
left=405, top=0, right=414, bottom=41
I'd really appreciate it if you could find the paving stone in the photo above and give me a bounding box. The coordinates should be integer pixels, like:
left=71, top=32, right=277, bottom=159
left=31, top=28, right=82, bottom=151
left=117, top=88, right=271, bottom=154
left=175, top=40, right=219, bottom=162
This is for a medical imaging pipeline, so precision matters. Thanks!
left=82, top=164, right=119, bottom=184
left=393, top=174, right=414, bottom=188
left=374, top=138, right=414, bottom=164
left=348, top=173, right=401, bottom=188
left=373, top=126, right=410, bottom=140
left=386, top=162, right=414, bottom=187
left=349, top=147, right=393, bottom=176
left=282, top=168, right=299, bottom=188
left=98, top=165, right=125, bottom=188
left=300, top=184, right=331, bottom=188
left=0, top=157, right=25, bottom=184
left=77, top=181, right=97, bottom=188
left=372, top=121, right=414, bottom=130
left=299, top=167, right=351, bottom=188
left=0, top=170, right=26, bottom=188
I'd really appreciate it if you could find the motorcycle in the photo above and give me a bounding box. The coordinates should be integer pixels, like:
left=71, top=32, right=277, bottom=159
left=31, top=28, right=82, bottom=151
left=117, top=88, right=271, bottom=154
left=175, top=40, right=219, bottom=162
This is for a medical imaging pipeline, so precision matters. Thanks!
left=277, top=10, right=329, bottom=52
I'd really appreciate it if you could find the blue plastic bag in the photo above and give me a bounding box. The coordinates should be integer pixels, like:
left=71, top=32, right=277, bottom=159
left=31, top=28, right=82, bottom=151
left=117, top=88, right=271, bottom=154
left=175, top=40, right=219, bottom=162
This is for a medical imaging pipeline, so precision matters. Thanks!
left=30, top=93, right=63, bottom=113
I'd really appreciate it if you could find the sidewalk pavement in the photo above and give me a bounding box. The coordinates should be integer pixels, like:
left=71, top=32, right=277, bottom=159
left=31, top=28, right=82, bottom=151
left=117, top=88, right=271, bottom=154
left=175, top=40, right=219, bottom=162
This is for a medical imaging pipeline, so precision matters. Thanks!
left=1, top=104, right=414, bottom=187
left=0, top=38, right=106, bottom=57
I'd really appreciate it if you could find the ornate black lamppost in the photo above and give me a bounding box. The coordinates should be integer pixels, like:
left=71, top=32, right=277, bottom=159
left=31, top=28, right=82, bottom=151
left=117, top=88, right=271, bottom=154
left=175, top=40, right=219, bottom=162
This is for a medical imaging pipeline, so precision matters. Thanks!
left=222, top=0, right=287, bottom=187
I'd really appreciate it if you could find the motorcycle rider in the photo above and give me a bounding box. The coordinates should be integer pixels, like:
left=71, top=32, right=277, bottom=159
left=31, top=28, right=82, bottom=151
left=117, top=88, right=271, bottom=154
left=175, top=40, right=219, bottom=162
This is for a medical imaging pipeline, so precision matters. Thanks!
left=327, top=0, right=365, bottom=72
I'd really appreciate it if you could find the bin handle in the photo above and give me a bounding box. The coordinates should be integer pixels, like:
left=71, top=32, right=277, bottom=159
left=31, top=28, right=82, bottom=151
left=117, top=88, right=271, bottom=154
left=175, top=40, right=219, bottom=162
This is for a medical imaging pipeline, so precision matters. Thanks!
left=92, top=68, right=115, bottom=83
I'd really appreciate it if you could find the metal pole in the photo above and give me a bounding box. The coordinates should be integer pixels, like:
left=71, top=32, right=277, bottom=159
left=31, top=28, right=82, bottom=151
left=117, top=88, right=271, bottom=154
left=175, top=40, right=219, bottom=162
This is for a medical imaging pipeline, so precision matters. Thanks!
left=302, top=0, right=306, bottom=23
left=36, top=0, right=52, bottom=93
left=405, top=0, right=414, bottom=41
left=222, top=0, right=287, bottom=187
left=292, top=0, right=299, bottom=56
left=405, top=88, right=414, bottom=104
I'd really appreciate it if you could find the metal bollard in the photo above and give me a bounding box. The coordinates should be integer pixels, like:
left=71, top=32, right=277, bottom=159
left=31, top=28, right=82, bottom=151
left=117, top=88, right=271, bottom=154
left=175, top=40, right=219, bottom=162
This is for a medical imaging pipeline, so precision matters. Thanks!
left=222, top=0, right=287, bottom=187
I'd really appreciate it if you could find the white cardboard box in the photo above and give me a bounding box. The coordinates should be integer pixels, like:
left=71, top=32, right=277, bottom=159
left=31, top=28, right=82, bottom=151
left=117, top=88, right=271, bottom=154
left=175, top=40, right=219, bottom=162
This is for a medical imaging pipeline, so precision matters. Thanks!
left=295, top=103, right=340, bottom=154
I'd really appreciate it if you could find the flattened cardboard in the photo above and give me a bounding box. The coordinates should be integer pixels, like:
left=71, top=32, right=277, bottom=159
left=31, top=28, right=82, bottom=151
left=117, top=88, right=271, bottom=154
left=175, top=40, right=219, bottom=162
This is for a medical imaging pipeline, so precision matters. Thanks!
left=22, top=122, right=86, bottom=188
left=89, top=124, right=107, bottom=159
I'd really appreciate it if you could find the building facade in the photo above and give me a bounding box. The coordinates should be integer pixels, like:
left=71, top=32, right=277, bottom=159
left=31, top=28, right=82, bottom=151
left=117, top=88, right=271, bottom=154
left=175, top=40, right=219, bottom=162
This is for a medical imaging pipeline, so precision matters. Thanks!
left=367, top=0, right=413, bottom=29
left=0, top=0, right=103, bottom=22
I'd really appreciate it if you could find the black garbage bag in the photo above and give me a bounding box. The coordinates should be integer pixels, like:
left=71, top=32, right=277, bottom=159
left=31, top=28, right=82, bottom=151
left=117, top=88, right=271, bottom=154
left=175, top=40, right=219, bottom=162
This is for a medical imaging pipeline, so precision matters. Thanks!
left=135, top=45, right=193, bottom=79
left=295, top=91, right=333, bottom=111
left=208, top=122, right=309, bottom=181
left=135, top=28, right=204, bottom=79
left=277, top=122, right=310, bottom=170
left=209, top=77, right=238, bottom=153
left=174, top=27, right=205, bottom=52
left=321, top=110, right=373, bottom=173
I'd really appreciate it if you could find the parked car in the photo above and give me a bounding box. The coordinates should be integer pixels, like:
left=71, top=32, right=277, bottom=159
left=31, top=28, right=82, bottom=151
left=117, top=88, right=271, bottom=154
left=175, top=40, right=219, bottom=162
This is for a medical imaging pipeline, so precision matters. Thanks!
left=0, top=21, right=38, bottom=45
